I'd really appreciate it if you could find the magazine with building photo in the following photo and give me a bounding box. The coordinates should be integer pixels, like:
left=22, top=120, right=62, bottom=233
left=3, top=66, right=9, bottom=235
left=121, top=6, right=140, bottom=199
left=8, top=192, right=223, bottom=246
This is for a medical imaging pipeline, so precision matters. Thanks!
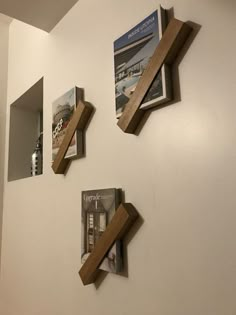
left=81, top=188, right=122, bottom=274
left=113, top=6, right=172, bottom=118
left=52, top=87, right=83, bottom=162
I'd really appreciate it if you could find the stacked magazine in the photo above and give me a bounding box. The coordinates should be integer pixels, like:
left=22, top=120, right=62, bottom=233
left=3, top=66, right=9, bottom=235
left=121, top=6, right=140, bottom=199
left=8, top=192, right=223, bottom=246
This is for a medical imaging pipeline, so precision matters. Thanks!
left=81, top=188, right=122, bottom=273
left=113, top=5, right=171, bottom=118
left=52, top=87, right=83, bottom=162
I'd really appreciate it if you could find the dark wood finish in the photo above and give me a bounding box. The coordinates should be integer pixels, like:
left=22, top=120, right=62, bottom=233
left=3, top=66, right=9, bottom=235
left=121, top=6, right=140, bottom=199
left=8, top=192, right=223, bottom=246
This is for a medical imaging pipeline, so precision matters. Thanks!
left=117, top=18, right=192, bottom=134
left=79, top=203, right=138, bottom=285
left=52, top=100, right=93, bottom=174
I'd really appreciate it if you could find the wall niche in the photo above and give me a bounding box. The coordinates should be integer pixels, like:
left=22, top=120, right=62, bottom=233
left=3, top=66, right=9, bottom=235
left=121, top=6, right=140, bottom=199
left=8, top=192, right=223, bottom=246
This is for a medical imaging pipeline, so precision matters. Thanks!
left=8, top=77, right=43, bottom=181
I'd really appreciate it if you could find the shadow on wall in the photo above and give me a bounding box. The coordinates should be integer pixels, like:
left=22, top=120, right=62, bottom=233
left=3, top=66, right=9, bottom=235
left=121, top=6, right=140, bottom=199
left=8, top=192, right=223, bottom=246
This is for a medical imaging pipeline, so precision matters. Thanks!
left=0, top=112, right=6, bottom=270
left=0, top=194, right=3, bottom=270
left=0, top=17, right=10, bottom=270
left=134, top=8, right=202, bottom=136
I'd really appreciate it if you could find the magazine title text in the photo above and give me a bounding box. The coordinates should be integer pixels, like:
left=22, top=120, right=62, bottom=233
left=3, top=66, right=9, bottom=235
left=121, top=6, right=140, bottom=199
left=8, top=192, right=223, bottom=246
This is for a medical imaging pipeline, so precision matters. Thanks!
left=128, top=16, right=155, bottom=39
left=84, top=193, right=113, bottom=202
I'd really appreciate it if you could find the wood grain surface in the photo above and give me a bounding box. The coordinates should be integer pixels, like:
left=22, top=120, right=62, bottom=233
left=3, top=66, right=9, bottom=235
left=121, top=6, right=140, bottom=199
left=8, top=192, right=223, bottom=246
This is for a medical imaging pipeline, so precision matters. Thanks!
left=79, top=203, right=139, bottom=285
left=52, top=100, right=93, bottom=174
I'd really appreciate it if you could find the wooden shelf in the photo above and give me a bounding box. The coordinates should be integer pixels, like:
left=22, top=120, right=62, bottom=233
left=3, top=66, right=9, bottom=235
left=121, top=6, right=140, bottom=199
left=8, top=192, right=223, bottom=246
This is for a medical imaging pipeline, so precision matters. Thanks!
left=117, top=18, right=192, bottom=134
left=52, top=100, right=93, bottom=174
left=79, top=203, right=139, bottom=285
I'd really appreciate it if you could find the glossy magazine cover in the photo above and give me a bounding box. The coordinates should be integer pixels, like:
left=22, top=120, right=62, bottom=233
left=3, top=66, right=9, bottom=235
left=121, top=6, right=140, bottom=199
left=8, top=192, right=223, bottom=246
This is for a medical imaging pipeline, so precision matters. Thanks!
left=113, top=6, right=171, bottom=117
left=81, top=188, right=122, bottom=273
left=52, top=87, right=82, bottom=162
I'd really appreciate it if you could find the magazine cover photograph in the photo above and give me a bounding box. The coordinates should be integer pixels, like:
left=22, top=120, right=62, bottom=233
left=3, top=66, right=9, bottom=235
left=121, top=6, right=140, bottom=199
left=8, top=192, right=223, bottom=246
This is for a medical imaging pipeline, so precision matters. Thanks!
left=52, top=87, right=81, bottom=162
left=81, top=188, right=122, bottom=274
left=113, top=6, right=171, bottom=118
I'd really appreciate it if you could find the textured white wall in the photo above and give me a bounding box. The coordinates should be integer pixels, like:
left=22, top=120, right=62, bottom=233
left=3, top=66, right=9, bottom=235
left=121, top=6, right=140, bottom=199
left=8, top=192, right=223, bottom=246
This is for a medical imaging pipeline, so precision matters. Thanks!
left=1, top=0, right=236, bottom=314
left=0, top=17, right=10, bottom=273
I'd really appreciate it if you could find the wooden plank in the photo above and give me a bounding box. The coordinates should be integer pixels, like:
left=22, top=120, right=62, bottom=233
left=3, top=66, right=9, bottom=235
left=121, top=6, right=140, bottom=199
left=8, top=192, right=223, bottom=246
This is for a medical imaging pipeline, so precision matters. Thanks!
left=79, top=203, right=138, bottom=285
left=52, top=100, right=93, bottom=174
left=117, top=18, right=192, bottom=134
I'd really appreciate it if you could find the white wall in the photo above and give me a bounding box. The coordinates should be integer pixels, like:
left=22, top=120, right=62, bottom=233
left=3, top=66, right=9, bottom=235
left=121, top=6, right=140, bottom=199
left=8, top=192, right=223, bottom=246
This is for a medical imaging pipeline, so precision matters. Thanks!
left=1, top=0, right=236, bottom=314
left=0, top=16, right=10, bottom=273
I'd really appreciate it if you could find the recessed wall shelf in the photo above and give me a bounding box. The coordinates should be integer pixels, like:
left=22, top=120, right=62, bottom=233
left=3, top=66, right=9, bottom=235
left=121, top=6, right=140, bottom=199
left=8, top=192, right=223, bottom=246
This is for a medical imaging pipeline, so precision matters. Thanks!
left=8, top=77, right=43, bottom=181
left=79, top=203, right=139, bottom=286
left=117, top=18, right=192, bottom=134
left=52, top=99, right=93, bottom=175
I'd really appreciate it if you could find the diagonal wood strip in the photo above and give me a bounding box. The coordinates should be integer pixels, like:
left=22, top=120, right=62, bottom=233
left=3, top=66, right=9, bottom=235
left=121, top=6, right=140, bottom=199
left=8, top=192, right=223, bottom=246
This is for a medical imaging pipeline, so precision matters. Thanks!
left=117, top=18, right=192, bottom=134
left=52, top=100, right=93, bottom=174
left=79, top=203, right=139, bottom=285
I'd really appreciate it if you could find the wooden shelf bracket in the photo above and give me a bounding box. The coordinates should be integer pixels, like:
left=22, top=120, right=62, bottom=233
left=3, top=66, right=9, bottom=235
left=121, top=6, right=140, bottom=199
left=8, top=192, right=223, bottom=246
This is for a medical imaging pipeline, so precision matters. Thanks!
left=79, top=203, right=139, bottom=286
left=117, top=18, right=192, bottom=134
left=52, top=99, right=93, bottom=174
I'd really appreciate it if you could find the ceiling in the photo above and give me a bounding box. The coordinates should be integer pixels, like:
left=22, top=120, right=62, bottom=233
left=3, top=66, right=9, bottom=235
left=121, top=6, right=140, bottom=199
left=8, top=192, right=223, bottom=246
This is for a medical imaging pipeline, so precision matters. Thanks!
left=0, top=0, right=79, bottom=32
left=0, top=12, right=11, bottom=24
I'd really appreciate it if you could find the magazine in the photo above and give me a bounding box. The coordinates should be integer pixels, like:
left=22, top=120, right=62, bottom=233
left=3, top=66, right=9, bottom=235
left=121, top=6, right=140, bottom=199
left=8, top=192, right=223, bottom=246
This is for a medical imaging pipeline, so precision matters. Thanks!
left=52, top=87, right=83, bottom=162
left=81, top=188, right=122, bottom=273
left=113, top=6, right=171, bottom=118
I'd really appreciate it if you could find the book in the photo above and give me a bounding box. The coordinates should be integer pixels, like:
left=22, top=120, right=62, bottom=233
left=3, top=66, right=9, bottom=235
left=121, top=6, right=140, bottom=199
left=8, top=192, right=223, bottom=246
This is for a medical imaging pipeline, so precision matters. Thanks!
left=113, top=6, right=172, bottom=118
left=52, top=87, right=83, bottom=162
left=81, top=188, right=122, bottom=273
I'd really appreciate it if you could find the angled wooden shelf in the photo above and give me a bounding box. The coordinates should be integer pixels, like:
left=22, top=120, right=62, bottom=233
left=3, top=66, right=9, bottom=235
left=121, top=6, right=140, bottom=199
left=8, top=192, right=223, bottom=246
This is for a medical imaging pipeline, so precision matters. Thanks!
left=117, top=18, right=192, bottom=134
left=52, top=99, right=93, bottom=174
left=79, top=203, right=139, bottom=286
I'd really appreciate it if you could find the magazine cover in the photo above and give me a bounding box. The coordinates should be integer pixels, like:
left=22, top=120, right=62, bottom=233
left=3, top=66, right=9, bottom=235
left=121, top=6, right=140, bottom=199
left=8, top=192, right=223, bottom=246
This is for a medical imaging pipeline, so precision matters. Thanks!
left=52, top=87, right=83, bottom=162
left=113, top=6, right=171, bottom=118
left=81, top=188, right=122, bottom=273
